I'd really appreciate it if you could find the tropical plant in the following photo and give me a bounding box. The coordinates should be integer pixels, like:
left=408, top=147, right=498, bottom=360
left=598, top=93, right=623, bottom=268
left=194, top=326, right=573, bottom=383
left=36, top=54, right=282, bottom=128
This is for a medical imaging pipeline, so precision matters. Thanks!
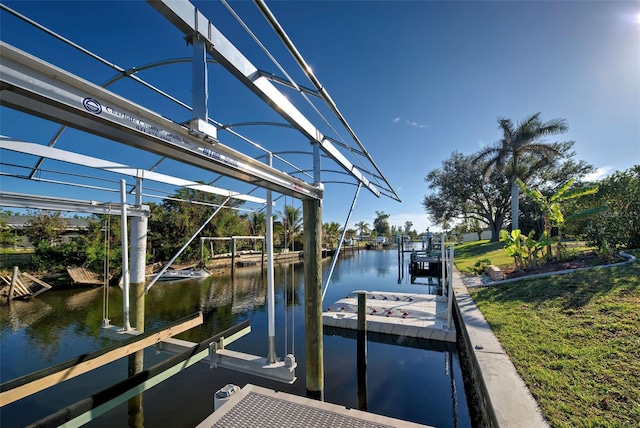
left=354, top=220, right=370, bottom=240
left=277, top=205, right=303, bottom=251
left=500, top=229, right=552, bottom=271
left=476, top=113, right=570, bottom=231
left=0, top=218, right=17, bottom=247
left=517, top=178, right=603, bottom=260
left=323, top=222, right=342, bottom=249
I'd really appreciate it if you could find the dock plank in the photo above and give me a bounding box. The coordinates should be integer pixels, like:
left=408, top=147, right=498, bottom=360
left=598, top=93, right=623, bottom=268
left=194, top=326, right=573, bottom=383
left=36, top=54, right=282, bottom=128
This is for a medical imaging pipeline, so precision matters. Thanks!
left=67, top=266, right=103, bottom=285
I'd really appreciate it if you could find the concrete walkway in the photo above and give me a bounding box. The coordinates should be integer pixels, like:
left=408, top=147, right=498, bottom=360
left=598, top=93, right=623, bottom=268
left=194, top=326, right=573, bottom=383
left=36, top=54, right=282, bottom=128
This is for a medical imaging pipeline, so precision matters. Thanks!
left=453, top=268, right=548, bottom=427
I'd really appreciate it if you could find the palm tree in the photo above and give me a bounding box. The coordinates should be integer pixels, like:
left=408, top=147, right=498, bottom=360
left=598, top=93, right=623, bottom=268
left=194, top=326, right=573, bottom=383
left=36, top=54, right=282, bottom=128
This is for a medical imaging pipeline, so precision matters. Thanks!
left=277, top=205, right=302, bottom=251
left=249, top=212, right=266, bottom=236
left=476, top=113, right=568, bottom=231
left=354, top=220, right=370, bottom=240
left=323, top=222, right=342, bottom=249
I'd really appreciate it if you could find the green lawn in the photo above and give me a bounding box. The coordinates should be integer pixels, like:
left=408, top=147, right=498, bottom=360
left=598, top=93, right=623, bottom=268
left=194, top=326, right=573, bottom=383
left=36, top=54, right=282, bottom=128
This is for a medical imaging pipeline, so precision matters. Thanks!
left=460, top=246, right=640, bottom=427
left=454, top=240, right=512, bottom=272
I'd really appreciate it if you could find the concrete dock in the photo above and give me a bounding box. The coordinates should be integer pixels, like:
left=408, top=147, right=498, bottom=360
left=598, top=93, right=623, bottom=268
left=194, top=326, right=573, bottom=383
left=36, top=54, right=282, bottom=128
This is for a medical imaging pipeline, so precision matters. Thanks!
left=323, top=291, right=456, bottom=343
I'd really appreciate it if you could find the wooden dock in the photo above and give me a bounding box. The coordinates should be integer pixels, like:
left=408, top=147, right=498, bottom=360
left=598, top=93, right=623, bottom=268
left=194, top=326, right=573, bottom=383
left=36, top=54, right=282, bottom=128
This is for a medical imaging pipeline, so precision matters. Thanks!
left=66, top=266, right=104, bottom=286
left=323, top=291, right=456, bottom=343
left=1, top=267, right=52, bottom=300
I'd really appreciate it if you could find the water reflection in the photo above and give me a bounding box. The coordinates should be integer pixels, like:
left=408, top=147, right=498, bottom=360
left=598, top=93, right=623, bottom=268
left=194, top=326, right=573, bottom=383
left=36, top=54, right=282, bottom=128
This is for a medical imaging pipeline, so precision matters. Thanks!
left=0, top=250, right=470, bottom=428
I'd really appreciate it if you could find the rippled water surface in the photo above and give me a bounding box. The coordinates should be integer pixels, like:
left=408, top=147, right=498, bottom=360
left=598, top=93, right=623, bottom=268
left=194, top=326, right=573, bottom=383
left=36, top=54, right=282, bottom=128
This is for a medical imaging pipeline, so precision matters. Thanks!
left=1, top=247, right=471, bottom=427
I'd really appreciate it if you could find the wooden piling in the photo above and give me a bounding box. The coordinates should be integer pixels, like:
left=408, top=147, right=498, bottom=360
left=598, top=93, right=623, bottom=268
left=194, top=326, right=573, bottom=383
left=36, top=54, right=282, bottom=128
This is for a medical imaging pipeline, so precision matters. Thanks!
left=9, top=266, right=19, bottom=301
left=357, top=291, right=367, bottom=410
left=303, top=198, right=323, bottom=400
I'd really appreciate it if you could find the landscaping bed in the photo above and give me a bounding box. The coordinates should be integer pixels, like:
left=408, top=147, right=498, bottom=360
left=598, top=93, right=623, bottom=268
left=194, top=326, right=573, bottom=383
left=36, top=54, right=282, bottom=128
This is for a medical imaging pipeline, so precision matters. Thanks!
left=501, top=251, right=627, bottom=279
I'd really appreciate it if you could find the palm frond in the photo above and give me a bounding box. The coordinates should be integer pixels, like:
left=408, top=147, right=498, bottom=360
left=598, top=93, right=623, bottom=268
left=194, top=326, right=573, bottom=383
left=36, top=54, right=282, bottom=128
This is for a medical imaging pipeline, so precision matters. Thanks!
left=565, top=206, right=608, bottom=222
left=549, top=178, right=575, bottom=202
left=560, top=185, right=599, bottom=201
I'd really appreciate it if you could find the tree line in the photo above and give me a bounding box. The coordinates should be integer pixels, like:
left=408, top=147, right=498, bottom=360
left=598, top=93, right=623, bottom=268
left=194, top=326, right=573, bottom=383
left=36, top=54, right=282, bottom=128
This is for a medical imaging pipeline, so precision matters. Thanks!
left=0, top=188, right=406, bottom=274
left=422, top=112, right=639, bottom=251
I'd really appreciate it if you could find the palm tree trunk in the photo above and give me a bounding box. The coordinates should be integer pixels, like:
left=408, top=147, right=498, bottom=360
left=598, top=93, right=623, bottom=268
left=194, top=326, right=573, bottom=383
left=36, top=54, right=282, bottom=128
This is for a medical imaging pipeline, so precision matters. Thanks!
left=556, top=227, right=563, bottom=260
left=511, top=182, right=519, bottom=231
left=544, top=215, right=552, bottom=260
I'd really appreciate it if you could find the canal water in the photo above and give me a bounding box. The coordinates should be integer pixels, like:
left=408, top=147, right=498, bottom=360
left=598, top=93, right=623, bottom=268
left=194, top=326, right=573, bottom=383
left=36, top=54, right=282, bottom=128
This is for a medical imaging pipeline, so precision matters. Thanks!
left=0, top=247, right=471, bottom=427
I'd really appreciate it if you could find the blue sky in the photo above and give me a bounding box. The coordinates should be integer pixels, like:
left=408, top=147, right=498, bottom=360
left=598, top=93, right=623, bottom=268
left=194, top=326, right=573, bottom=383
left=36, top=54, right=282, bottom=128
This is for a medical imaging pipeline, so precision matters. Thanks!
left=1, top=1, right=639, bottom=235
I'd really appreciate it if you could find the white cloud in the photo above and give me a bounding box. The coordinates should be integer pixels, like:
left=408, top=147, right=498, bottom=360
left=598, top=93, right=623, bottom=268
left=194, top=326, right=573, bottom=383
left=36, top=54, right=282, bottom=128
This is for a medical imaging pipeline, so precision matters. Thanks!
left=392, top=117, right=428, bottom=128
left=405, top=119, right=428, bottom=129
left=584, top=166, right=613, bottom=182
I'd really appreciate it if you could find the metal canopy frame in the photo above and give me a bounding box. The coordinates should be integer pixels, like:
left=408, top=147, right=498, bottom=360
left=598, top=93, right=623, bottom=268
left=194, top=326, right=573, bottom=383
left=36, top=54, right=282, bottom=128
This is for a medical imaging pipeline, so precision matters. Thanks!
left=0, top=0, right=401, bottom=405
left=0, top=138, right=266, bottom=205
left=146, top=0, right=387, bottom=200
left=0, top=41, right=322, bottom=201
left=0, top=191, right=150, bottom=218
left=0, top=0, right=402, bottom=209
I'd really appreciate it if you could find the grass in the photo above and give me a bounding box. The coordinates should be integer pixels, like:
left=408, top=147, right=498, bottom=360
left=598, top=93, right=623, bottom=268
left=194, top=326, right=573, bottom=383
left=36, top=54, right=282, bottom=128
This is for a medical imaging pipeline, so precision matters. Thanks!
left=454, top=240, right=596, bottom=273
left=461, top=247, right=640, bottom=427
left=454, top=240, right=513, bottom=272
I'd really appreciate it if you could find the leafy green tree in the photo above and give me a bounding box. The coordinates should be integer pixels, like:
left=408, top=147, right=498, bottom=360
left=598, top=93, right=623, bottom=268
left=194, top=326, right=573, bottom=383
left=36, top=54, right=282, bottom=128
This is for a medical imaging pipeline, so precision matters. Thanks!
left=573, top=166, right=640, bottom=251
left=24, top=210, right=69, bottom=247
left=476, top=113, right=570, bottom=231
left=373, top=211, right=390, bottom=236
left=404, top=221, right=413, bottom=235
left=79, top=216, right=123, bottom=274
left=423, top=152, right=511, bottom=241
left=148, top=188, right=247, bottom=262
left=0, top=218, right=17, bottom=247
left=248, top=212, right=266, bottom=237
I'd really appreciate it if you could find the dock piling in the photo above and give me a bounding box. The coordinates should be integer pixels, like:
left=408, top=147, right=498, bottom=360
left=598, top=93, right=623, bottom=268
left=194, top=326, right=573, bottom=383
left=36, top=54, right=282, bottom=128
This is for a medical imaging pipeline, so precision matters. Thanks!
left=357, top=291, right=367, bottom=410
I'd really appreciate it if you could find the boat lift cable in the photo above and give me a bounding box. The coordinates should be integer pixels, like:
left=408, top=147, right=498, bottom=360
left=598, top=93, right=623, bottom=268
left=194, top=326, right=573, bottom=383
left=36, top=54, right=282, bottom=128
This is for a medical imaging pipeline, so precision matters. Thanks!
left=252, top=0, right=401, bottom=203
left=321, top=182, right=362, bottom=302
left=291, top=262, right=295, bottom=355
left=145, top=196, right=232, bottom=293
left=102, top=207, right=111, bottom=327
left=221, top=0, right=346, bottom=144
left=283, top=262, right=288, bottom=357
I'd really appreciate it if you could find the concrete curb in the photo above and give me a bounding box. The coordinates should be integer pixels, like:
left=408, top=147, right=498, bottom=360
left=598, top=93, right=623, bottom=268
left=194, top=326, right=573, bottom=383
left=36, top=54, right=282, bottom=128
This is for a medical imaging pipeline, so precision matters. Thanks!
left=452, top=268, right=548, bottom=427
